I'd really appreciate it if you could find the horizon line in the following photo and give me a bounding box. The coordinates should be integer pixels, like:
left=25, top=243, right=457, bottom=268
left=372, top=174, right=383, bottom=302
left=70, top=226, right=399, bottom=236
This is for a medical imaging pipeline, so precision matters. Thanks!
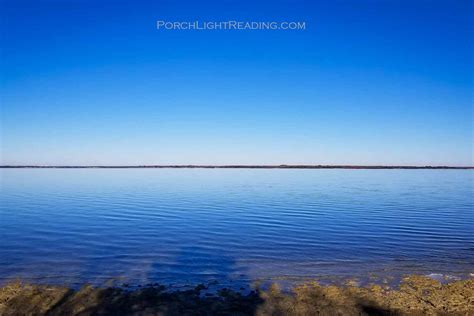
left=1, top=165, right=473, bottom=170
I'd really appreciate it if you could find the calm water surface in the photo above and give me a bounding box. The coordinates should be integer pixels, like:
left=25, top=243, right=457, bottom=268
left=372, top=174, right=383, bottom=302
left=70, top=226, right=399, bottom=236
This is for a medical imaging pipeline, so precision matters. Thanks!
left=0, top=169, right=473, bottom=288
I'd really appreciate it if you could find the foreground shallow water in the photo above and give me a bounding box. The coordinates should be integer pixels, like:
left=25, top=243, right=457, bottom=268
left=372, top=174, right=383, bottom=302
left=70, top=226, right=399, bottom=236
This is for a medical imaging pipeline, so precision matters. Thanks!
left=0, top=169, right=473, bottom=288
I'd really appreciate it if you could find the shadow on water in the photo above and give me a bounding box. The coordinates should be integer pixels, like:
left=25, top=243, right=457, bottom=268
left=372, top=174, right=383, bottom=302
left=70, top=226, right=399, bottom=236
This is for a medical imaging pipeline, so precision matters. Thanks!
left=44, top=245, right=265, bottom=315
left=160, top=245, right=249, bottom=290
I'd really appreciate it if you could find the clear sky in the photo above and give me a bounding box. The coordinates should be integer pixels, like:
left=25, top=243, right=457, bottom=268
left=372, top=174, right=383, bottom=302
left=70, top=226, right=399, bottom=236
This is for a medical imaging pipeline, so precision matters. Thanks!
left=1, top=0, right=472, bottom=166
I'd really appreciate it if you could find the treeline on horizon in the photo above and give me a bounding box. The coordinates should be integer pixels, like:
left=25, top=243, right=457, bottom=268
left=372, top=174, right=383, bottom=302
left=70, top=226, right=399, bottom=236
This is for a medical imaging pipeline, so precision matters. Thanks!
left=0, top=165, right=472, bottom=169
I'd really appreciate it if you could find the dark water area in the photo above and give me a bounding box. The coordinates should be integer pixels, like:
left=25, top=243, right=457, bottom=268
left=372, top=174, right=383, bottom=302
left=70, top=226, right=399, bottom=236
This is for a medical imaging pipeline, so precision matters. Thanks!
left=0, top=169, right=472, bottom=289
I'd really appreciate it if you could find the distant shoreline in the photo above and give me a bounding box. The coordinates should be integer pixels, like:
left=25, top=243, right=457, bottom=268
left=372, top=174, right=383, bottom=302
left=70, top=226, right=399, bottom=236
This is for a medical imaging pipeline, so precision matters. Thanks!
left=1, top=165, right=472, bottom=169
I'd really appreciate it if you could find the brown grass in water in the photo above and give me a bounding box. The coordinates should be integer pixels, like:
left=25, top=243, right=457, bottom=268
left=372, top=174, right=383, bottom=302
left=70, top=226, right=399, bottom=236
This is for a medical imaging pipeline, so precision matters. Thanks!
left=0, top=275, right=473, bottom=315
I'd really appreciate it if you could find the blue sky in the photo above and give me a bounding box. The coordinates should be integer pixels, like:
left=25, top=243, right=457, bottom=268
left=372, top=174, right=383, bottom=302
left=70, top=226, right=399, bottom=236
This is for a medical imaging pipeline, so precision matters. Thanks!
left=1, top=0, right=472, bottom=166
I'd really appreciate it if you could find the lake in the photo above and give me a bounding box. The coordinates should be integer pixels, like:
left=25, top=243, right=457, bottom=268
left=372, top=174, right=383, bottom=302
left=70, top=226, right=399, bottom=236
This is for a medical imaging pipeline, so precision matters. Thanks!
left=0, top=169, right=473, bottom=289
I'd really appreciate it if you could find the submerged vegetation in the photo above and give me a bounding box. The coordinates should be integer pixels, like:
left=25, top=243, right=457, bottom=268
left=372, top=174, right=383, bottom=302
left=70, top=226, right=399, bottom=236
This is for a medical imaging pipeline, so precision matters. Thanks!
left=0, top=275, right=472, bottom=315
